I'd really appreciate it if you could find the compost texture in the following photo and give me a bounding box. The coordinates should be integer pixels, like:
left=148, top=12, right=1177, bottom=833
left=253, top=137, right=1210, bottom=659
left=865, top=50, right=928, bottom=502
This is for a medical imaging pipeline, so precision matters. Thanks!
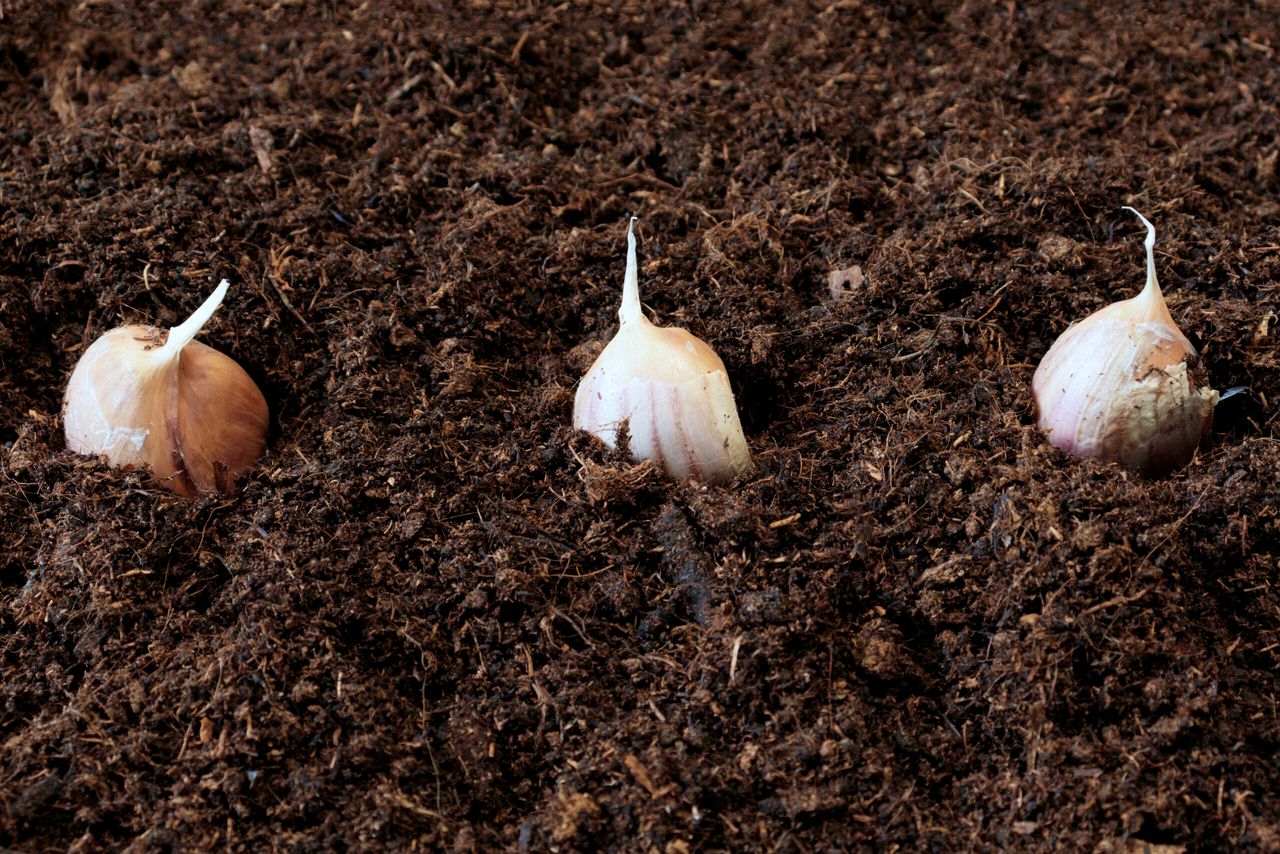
left=2, top=1, right=1279, bottom=850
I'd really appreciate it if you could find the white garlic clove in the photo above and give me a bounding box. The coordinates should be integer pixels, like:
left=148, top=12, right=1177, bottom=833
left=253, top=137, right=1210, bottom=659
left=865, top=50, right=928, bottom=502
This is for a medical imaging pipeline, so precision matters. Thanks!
left=1032, top=208, right=1218, bottom=475
left=64, top=280, right=270, bottom=496
left=573, top=219, right=752, bottom=485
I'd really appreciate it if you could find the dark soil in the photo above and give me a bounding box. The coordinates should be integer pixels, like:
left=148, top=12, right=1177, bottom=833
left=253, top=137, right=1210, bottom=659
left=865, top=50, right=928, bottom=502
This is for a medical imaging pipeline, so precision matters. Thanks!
left=2, top=1, right=1279, bottom=850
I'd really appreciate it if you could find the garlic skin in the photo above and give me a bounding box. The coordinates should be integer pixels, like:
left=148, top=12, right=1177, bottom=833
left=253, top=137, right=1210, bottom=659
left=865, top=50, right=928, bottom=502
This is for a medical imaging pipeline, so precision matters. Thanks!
left=63, top=280, right=269, bottom=496
left=573, top=219, right=752, bottom=484
left=1032, top=208, right=1218, bottom=475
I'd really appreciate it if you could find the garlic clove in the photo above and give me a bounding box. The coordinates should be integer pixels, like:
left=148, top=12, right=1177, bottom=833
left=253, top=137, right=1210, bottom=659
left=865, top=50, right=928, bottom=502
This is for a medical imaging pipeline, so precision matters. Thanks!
left=1032, top=208, right=1218, bottom=475
left=63, top=280, right=269, bottom=496
left=573, top=219, right=752, bottom=484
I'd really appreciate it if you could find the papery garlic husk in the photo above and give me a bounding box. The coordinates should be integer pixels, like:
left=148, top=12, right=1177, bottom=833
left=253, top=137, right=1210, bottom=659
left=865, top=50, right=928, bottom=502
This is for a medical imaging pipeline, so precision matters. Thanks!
left=1032, top=208, right=1218, bottom=476
left=63, top=280, right=270, bottom=496
left=573, top=219, right=752, bottom=485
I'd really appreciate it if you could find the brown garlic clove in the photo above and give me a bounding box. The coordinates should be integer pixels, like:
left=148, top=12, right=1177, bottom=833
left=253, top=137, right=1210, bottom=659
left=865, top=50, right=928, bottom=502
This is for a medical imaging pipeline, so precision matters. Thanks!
left=63, top=280, right=269, bottom=496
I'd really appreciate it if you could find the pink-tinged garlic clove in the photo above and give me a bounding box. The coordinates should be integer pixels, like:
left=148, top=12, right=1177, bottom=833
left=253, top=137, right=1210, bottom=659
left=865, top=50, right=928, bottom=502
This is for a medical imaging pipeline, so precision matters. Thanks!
left=573, top=219, right=751, bottom=485
left=1032, top=208, right=1218, bottom=475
